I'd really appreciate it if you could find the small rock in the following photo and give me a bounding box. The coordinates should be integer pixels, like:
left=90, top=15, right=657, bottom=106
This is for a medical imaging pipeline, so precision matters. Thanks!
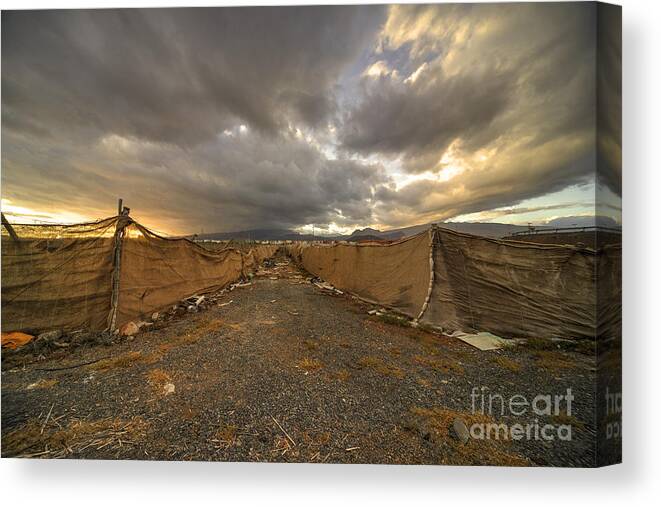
left=151, top=312, right=160, bottom=321
left=119, top=321, right=140, bottom=337
left=37, top=329, right=63, bottom=342
left=451, top=417, right=470, bottom=444
left=163, top=382, right=175, bottom=395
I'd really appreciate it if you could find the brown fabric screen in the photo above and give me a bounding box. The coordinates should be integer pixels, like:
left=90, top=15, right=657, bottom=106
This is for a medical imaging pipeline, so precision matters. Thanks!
left=2, top=215, right=618, bottom=343
left=116, top=222, right=251, bottom=327
left=597, top=244, right=621, bottom=342
left=421, top=228, right=597, bottom=340
left=298, top=232, right=432, bottom=317
left=292, top=227, right=607, bottom=341
left=1, top=217, right=277, bottom=333
left=1, top=218, right=117, bottom=332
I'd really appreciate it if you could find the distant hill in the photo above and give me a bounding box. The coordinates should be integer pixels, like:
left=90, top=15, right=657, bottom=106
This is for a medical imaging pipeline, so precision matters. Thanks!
left=545, top=215, right=621, bottom=229
left=196, top=221, right=532, bottom=241
left=196, top=228, right=323, bottom=241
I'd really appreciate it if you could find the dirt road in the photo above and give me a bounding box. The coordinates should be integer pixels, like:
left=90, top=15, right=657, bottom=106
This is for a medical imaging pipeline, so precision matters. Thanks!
left=1, top=257, right=597, bottom=466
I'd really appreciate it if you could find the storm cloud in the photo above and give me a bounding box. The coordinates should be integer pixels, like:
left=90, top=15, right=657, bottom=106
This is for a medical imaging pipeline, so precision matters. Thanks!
left=1, top=4, right=621, bottom=234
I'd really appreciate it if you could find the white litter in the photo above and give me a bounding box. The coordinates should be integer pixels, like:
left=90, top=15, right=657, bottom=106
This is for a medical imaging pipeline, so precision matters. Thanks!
left=451, top=331, right=511, bottom=351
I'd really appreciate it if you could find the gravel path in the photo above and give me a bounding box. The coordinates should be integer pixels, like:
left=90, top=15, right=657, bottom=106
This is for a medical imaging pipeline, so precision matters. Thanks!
left=1, top=257, right=597, bottom=466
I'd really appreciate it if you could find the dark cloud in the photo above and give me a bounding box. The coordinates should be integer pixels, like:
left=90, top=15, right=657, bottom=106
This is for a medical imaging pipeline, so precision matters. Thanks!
left=341, top=67, right=515, bottom=172
left=1, top=125, right=389, bottom=233
left=334, top=3, right=616, bottom=227
left=1, top=4, right=621, bottom=233
left=596, top=3, right=622, bottom=196
left=2, top=7, right=385, bottom=146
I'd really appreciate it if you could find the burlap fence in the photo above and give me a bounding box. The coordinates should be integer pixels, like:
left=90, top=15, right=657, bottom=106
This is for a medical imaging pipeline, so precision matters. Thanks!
left=290, top=226, right=621, bottom=341
left=1, top=216, right=277, bottom=333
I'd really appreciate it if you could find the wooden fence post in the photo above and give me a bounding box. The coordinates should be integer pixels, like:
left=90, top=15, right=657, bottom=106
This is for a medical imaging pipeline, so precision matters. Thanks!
left=107, top=201, right=130, bottom=331
left=1, top=212, right=19, bottom=242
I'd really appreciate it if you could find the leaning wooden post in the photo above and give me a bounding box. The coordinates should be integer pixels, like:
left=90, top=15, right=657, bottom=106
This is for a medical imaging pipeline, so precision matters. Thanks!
left=107, top=202, right=130, bottom=332
left=414, top=224, right=437, bottom=324
left=1, top=212, right=19, bottom=242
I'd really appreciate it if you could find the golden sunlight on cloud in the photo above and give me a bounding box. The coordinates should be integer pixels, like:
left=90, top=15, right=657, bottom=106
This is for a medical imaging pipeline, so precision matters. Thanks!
left=1, top=199, right=91, bottom=224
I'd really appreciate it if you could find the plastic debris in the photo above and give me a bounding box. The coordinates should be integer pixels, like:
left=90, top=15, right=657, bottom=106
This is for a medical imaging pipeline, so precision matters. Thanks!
left=1, top=331, right=34, bottom=349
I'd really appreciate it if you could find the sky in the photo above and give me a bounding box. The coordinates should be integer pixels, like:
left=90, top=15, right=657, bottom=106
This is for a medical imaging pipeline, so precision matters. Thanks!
left=1, top=3, right=621, bottom=236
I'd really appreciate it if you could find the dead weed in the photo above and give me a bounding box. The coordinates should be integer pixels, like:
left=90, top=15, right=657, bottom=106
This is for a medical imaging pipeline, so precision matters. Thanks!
left=2, top=416, right=149, bottom=458
left=406, top=406, right=530, bottom=466
left=357, top=356, right=405, bottom=379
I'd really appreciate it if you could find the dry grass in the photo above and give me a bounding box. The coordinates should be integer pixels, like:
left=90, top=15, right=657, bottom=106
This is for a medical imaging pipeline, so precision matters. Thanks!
left=522, top=337, right=558, bottom=351
left=146, top=368, right=173, bottom=395
left=376, top=313, right=410, bottom=327
left=26, top=379, right=58, bottom=390
left=2, top=416, right=149, bottom=458
left=492, top=355, right=522, bottom=373
left=406, top=406, right=530, bottom=466
left=334, top=368, right=351, bottom=382
left=297, top=357, right=324, bottom=372
left=90, top=351, right=159, bottom=371
left=412, top=354, right=464, bottom=375
left=303, top=339, right=319, bottom=351
left=532, top=350, right=576, bottom=371
left=157, top=342, right=175, bottom=354
left=388, top=346, right=402, bottom=357
left=357, top=356, right=405, bottom=379
left=212, top=424, right=238, bottom=448
left=170, top=318, right=224, bottom=347
left=524, top=336, right=595, bottom=356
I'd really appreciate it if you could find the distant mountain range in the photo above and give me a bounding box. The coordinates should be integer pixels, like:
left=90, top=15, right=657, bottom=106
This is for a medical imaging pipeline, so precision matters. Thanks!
left=195, top=221, right=535, bottom=241
left=194, top=216, right=620, bottom=242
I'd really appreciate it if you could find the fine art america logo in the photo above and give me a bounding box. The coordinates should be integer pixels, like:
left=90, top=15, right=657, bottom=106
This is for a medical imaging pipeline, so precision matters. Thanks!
left=469, top=386, right=575, bottom=441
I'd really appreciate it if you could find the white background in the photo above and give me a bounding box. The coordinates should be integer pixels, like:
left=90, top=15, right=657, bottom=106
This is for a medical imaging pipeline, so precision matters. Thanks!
left=0, top=0, right=659, bottom=505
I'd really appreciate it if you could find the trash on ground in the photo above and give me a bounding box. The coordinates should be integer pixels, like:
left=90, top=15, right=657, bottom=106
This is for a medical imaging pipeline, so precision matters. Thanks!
left=37, top=330, right=63, bottom=342
left=27, top=379, right=58, bottom=390
left=450, top=331, right=511, bottom=351
left=1, top=331, right=34, bottom=349
left=313, top=280, right=345, bottom=295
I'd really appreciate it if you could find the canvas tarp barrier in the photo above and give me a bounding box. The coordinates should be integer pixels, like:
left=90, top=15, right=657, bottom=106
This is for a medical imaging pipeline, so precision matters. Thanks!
left=596, top=244, right=621, bottom=342
left=1, top=218, right=117, bottom=332
left=421, top=228, right=597, bottom=340
left=291, top=226, right=612, bottom=341
left=1, top=217, right=277, bottom=333
left=296, top=231, right=432, bottom=317
left=115, top=222, right=245, bottom=327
